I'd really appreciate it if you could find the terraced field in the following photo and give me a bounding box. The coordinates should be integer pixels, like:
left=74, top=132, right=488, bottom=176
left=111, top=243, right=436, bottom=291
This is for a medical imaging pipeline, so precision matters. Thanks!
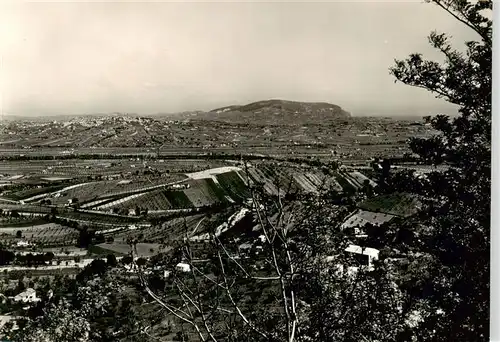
left=100, top=179, right=229, bottom=211
left=51, top=175, right=187, bottom=205
left=54, top=165, right=377, bottom=214
left=247, top=165, right=343, bottom=195
left=110, top=212, right=224, bottom=242
left=333, top=171, right=357, bottom=193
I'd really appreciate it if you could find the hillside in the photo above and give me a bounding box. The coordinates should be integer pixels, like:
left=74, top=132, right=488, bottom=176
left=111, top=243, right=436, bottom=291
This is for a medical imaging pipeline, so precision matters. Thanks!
left=191, top=99, right=351, bottom=125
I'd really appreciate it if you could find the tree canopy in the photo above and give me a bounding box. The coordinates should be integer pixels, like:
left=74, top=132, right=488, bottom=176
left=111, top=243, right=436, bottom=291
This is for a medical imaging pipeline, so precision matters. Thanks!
left=386, top=0, right=491, bottom=339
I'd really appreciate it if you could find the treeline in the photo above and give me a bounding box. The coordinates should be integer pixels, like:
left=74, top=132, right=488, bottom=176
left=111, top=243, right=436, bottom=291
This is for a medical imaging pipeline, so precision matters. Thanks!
left=284, top=157, right=337, bottom=168
left=0, top=250, right=55, bottom=266
left=147, top=201, right=232, bottom=226
left=46, top=215, right=80, bottom=229
left=376, top=155, right=447, bottom=166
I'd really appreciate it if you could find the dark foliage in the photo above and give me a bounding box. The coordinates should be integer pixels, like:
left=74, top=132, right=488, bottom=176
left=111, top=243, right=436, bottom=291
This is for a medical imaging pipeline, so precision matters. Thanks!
left=384, top=1, right=491, bottom=339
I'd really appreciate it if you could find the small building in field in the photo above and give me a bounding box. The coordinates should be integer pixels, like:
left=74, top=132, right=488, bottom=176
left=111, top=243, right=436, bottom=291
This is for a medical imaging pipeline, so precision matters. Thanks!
left=344, top=244, right=380, bottom=269
left=15, top=240, right=31, bottom=248
left=164, top=262, right=192, bottom=278
left=175, top=263, right=191, bottom=273
left=238, top=243, right=253, bottom=253
left=325, top=245, right=380, bottom=277
left=340, top=209, right=395, bottom=237
left=13, top=288, right=40, bottom=303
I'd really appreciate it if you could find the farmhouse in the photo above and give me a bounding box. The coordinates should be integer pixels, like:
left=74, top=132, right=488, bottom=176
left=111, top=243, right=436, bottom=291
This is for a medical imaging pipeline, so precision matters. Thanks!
left=344, top=244, right=380, bottom=269
left=340, top=209, right=395, bottom=236
left=325, top=245, right=380, bottom=277
left=124, top=264, right=139, bottom=273
left=13, top=288, right=40, bottom=303
left=175, top=262, right=191, bottom=273
left=164, top=263, right=192, bottom=278
left=238, top=243, right=253, bottom=252
left=15, top=240, right=31, bottom=248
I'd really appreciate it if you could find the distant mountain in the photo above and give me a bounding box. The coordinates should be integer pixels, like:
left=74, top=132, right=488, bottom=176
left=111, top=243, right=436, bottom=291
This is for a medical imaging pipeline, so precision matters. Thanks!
left=176, top=99, right=351, bottom=125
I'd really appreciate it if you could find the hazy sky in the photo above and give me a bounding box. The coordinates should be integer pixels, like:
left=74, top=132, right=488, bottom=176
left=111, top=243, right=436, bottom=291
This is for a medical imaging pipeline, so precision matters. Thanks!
left=0, top=1, right=479, bottom=117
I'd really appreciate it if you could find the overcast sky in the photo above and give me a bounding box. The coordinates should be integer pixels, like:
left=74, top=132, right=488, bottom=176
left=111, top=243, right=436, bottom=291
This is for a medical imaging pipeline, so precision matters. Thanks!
left=0, top=1, right=479, bottom=117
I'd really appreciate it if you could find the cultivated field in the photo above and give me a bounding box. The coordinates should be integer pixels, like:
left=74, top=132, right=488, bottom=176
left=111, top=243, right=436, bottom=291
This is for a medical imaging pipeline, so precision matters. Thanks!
left=0, top=223, right=79, bottom=247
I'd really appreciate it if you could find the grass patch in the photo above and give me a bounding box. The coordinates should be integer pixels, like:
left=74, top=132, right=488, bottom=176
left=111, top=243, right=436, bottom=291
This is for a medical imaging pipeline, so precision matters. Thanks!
left=95, top=242, right=162, bottom=257
left=204, top=178, right=229, bottom=202
left=216, top=171, right=250, bottom=202
left=88, top=244, right=126, bottom=256
left=358, top=192, right=420, bottom=217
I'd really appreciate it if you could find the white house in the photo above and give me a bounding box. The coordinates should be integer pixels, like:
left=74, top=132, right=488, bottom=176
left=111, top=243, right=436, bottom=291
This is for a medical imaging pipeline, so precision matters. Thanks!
left=325, top=245, right=380, bottom=277
left=238, top=243, right=253, bottom=252
left=340, top=209, right=395, bottom=237
left=15, top=240, right=31, bottom=248
left=164, top=263, right=192, bottom=278
left=175, top=263, right=191, bottom=273
left=344, top=244, right=380, bottom=269
left=13, top=288, right=40, bottom=303
left=124, top=264, right=138, bottom=273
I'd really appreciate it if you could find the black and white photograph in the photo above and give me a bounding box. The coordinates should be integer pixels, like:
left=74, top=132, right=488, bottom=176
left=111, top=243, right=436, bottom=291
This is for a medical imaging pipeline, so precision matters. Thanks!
left=0, top=1, right=493, bottom=341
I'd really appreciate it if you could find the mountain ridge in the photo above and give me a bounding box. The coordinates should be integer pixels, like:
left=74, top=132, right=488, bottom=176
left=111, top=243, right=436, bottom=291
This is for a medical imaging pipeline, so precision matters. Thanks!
left=194, top=99, right=351, bottom=125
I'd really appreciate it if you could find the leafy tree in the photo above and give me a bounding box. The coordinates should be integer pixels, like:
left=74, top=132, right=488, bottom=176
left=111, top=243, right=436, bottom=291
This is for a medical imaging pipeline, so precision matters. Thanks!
left=16, top=278, right=26, bottom=293
left=89, top=259, right=108, bottom=277
left=121, top=256, right=133, bottom=265
left=44, top=252, right=54, bottom=263
left=7, top=275, right=143, bottom=342
left=76, top=259, right=108, bottom=283
left=0, top=250, right=15, bottom=265
left=78, top=229, right=94, bottom=249
left=106, top=254, right=118, bottom=267
left=135, top=257, right=147, bottom=267
left=16, top=230, right=22, bottom=239
left=7, top=299, right=91, bottom=342
left=386, top=0, right=491, bottom=340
